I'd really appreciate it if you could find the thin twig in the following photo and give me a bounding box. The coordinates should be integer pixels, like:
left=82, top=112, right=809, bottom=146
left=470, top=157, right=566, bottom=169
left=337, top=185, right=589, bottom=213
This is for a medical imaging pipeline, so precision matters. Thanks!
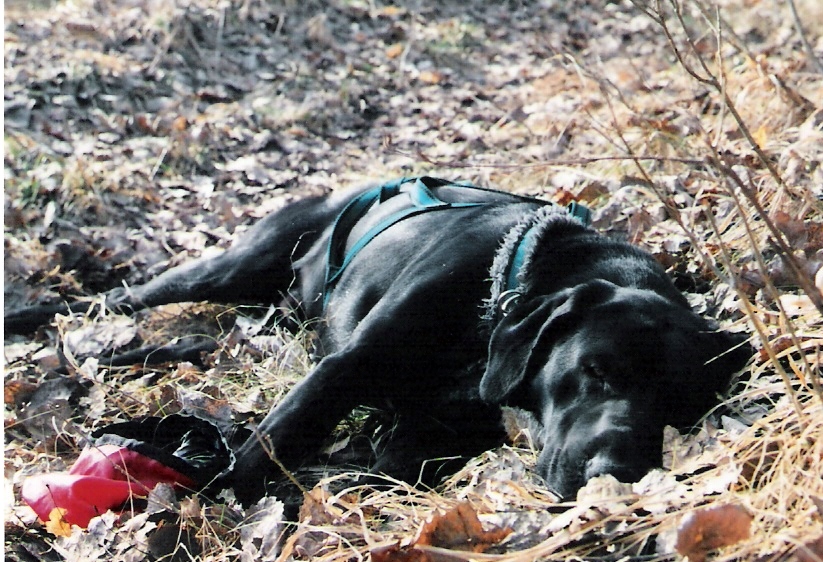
left=691, top=0, right=757, bottom=61
left=655, top=0, right=799, bottom=197
left=787, top=0, right=823, bottom=74
left=704, top=202, right=806, bottom=421
left=401, top=149, right=706, bottom=169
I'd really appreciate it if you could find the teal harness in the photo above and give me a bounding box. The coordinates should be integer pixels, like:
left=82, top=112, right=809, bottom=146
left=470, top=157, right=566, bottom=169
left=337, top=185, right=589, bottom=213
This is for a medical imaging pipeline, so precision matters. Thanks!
left=322, top=177, right=591, bottom=310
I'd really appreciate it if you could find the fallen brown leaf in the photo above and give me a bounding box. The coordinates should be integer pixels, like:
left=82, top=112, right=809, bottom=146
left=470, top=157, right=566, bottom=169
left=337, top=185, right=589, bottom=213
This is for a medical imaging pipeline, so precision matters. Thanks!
left=418, top=70, right=443, bottom=85
left=675, top=504, right=753, bottom=562
left=418, top=501, right=512, bottom=552
left=299, top=486, right=340, bottom=525
left=386, top=43, right=405, bottom=59
left=4, top=380, right=37, bottom=406
left=370, top=543, right=431, bottom=562
left=371, top=502, right=512, bottom=562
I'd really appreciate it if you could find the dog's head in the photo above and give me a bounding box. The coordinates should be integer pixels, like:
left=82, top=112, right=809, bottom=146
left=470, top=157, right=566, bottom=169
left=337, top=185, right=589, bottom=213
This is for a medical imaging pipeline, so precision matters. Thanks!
left=481, top=279, right=750, bottom=499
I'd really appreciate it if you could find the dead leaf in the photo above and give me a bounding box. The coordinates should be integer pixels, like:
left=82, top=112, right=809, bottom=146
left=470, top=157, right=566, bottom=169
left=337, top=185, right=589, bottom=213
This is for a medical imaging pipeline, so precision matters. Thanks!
left=628, top=208, right=656, bottom=244
left=376, top=6, right=405, bottom=17
left=386, top=43, right=404, bottom=59
left=45, top=507, right=73, bottom=537
left=779, top=294, right=818, bottom=317
left=575, top=474, right=633, bottom=506
left=4, top=380, right=37, bottom=407
left=290, top=487, right=361, bottom=559
left=169, top=230, right=209, bottom=252
left=370, top=543, right=430, bottom=562
left=4, top=341, right=40, bottom=363
left=240, top=496, right=286, bottom=562
left=753, top=123, right=769, bottom=149
left=576, top=182, right=610, bottom=203
left=675, top=504, right=753, bottom=562
left=32, top=347, right=62, bottom=371
left=418, top=71, right=443, bottom=85
left=176, top=388, right=235, bottom=432
left=305, top=13, right=334, bottom=48
left=299, top=486, right=342, bottom=525
left=19, top=377, right=85, bottom=441
left=553, top=189, right=576, bottom=206
left=417, top=502, right=512, bottom=552
left=61, top=316, right=137, bottom=358
left=773, top=210, right=808, bottom=249
left=149, top=385, right=182, bottom=417
left=171, top=116, right=188, bottom=132
left=371, top=503, right=511, bottom=562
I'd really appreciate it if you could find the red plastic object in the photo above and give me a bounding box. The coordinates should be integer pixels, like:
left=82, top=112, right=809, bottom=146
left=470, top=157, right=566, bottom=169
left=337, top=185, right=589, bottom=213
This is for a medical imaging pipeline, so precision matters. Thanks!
left=21, top=444, right=196, bottom=527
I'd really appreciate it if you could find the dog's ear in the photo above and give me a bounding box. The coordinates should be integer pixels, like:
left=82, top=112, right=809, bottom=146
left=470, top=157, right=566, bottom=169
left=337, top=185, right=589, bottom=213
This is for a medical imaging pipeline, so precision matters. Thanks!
left=480, top=295, right=560, bottom=403
left=704, top=329, right=751, bottom=380
left=678, top=326, right=752, bottom=422
left=656, top=311, right=752, bottom=427
left=480, top=282, right=616, bottom=403
left=481, top=281, right=621, bottom=403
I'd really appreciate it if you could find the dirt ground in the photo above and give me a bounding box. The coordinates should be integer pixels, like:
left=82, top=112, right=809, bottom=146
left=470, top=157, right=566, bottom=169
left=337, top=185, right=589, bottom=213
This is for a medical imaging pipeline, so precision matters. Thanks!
left=4, top=0, right=823, bottom=560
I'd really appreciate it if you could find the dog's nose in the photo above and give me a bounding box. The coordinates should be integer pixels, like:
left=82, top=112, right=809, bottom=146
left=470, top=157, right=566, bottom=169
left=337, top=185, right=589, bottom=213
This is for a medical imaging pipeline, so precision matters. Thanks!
left=583, top=454, right=649, bottom=485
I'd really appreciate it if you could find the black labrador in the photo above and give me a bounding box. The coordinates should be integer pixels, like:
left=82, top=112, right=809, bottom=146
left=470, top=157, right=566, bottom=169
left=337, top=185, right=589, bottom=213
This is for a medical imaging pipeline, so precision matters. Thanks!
left=5, top=176, right=749, bottom=502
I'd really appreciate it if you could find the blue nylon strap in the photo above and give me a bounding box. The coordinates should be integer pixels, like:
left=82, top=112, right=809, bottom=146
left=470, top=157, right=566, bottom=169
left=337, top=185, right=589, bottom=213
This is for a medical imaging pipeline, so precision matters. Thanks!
left=322, top=177, right=483, bottom=309
left=567, top=201, right=592, bottom=227
left=505, top=226, right=540, bottom=292
left=503, top=201, right=592, bottom=293
left=321, top=177, right=592, bottom=310
left=324, top=188, right=385, bottom=285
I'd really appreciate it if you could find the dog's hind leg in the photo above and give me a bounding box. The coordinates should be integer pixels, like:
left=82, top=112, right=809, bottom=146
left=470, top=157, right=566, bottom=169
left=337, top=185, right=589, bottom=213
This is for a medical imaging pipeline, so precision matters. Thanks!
left=5, top=193, right=343, bottom=335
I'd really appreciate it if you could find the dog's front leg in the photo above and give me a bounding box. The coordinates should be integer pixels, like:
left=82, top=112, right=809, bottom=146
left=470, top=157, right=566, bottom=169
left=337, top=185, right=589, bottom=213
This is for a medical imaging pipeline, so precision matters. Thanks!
left=229, top=352, right=362, bottom=504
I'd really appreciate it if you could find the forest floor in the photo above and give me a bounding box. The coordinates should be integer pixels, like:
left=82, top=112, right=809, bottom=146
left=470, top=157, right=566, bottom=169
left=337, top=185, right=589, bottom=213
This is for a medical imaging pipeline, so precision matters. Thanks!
left=4, top=0, right=823, bottom=560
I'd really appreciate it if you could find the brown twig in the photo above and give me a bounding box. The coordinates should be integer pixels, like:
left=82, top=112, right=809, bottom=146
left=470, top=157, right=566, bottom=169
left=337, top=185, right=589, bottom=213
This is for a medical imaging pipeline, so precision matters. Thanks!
left=402, top=148, right=706, bottom=169
left=704, top=201, right=806, bottom=420
left=787, top=0, right=823, bottom=74
left=651, top=0, right=797, bottom=195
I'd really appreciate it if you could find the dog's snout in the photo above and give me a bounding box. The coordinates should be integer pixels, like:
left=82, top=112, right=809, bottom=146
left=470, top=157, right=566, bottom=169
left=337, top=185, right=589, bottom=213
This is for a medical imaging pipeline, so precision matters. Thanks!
left=581, top=426, right=659, bottom=485
left=583, top=454, right=648, bottom=485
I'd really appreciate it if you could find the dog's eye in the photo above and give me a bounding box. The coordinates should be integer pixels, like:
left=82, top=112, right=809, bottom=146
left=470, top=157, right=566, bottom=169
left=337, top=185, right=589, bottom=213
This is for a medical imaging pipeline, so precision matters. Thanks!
left=584, top=363, right=604, bottom=381
left=584, top=364, right=611, bottom=391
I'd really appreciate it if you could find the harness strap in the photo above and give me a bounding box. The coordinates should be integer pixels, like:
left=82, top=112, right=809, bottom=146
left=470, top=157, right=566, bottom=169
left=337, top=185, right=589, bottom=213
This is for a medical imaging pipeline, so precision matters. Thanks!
left=567, top=201, right=592, bottom=226
left=504, top=226, right=540, bottom=292
left=502, top=200, right=592, bottom=294
left=323, top=177, right=483, bottom=309
left=322, top=176, right=592, bottom=310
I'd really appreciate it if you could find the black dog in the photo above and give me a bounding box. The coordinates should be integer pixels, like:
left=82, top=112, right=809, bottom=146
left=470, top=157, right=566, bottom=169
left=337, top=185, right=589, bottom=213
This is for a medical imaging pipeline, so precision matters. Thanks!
left=6, top=176, right=749, bottom=502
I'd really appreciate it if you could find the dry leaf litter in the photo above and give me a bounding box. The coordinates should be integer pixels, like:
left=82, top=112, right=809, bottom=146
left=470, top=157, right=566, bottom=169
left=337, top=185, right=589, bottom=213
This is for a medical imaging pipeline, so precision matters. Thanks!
left=4, top=0, right=822, bottom=560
